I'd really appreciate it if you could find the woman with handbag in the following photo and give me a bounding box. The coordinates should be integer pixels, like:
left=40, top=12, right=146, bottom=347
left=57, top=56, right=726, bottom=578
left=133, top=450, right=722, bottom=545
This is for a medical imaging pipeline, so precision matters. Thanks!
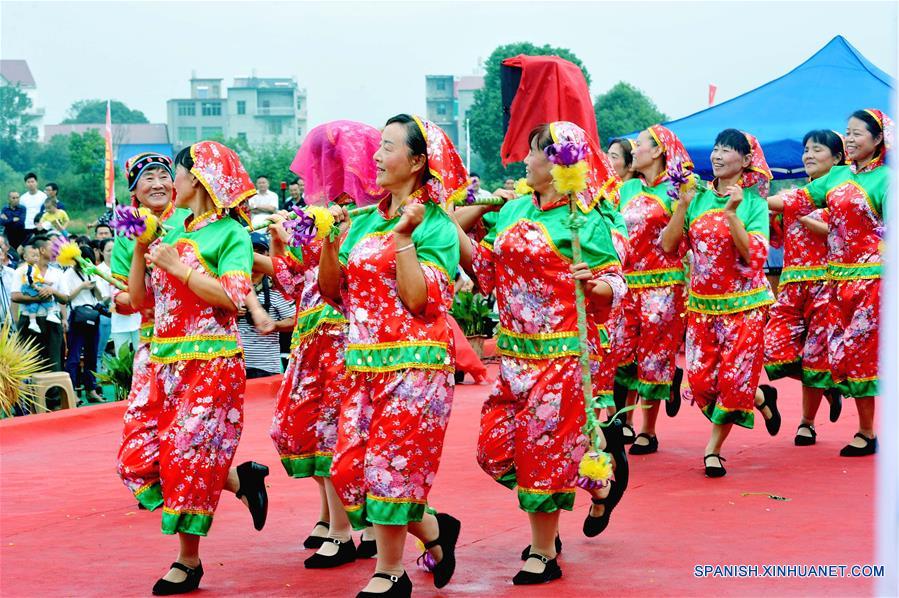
left=61, top=242, right=105, bottom=402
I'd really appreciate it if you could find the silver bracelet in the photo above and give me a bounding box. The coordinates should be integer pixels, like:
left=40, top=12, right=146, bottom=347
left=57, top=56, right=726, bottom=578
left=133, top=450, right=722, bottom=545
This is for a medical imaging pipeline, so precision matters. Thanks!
left=395, top=242, right=416, bottom=254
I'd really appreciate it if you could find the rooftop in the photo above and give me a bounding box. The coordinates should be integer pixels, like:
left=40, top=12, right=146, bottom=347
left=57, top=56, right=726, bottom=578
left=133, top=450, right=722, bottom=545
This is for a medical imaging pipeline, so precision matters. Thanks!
left=0, top=59, right=36, bottom=88
left=44, top=123, right=170, bottom=144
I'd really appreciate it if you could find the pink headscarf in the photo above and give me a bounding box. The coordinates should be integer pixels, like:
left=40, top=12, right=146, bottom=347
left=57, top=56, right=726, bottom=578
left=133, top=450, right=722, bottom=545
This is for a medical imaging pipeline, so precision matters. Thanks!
left=740, top=131, right=773, bottom=198
left=412, top=115, right=470, bottom=209
left=853, top=108, right=894, bottom=173
left=290, top=120, right=386, bottom=207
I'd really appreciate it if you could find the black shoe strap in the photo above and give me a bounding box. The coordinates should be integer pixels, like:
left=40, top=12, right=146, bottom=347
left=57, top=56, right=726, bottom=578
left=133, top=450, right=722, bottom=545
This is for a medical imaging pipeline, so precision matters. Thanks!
left=372, top=572, right=402, bottom=583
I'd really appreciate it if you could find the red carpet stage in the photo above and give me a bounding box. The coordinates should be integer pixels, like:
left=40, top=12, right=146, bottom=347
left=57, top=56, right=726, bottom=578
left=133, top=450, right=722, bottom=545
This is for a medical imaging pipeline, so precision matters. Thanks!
left=1, top=369, right=875, bottom=596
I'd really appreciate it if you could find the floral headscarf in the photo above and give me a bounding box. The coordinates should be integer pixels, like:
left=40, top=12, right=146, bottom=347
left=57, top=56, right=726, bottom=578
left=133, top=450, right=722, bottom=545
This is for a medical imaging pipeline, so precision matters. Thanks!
left=853, top=108, right=894, bottom=173
left=189, top=141, right=256, bottom=219
left=740, top=131, right=772, bottom=198
left=830, top=130, right=850, bottom=165
left=648, top=125, right=693, bottom=171
left=411, top=115, right=469, bottom=209
left=290, top=120, right=386, bottom=208
left=549, top=120, right=620, bottom=213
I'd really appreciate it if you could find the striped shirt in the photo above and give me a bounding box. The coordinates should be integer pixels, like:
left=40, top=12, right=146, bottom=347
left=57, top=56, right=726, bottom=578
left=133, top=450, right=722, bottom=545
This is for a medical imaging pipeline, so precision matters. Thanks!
left=237, top=280, right=296, bottom=376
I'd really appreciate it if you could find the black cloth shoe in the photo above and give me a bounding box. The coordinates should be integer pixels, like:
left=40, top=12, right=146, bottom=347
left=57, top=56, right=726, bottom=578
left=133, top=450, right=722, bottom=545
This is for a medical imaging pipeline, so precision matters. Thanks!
left=840, top=433, right=877, bottom=457
left=794, top=423, right=817, bottom=446
left=621, top=422, right=636, bottom=445
left=520, top=535, right=562, bottom=561
left=356, top=571, right=412, bottom=598
left=421, top=512, right=461, bottom=588
left=629, top=433, right=658, bottom=455
left=512, top=554, right=562, bottom=585
left=583, top=496, right=613, bottom=538
left=304, top=537, right=357, bottom=569
left=356, top=537, right=377, bottom=559
left=666, top=367, right=683, bottom=417
left=757, top=385, right=782, bottom=436
left=825, top=388, right=843, bottom=423
left=235, top=461, right=269, bottom=531
left=303, top=521, right=330, bottom=549
left=152, top=562, right=203, bottom=596
left=704, top=454, right=727, bottom=478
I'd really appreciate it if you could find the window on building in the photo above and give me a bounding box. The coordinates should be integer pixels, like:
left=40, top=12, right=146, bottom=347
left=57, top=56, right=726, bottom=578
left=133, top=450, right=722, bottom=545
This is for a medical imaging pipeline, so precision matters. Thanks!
left=201, top=126, right=224, bottom=139
left=237, top=132, right=247, bottom=143
left=201, top=102, right=222, bottom=116
left=236, top=101, right=246, bottom=115
left=197, top=86, right=208, bottom=99
left=178, top=127, right=197, bottom=144
left=267, top=120, right=283, bottom=135
left=436, top=79, right=446, bottom=91
left=178, top=102, right=196, bottom=116
left=296, top=97, right=303, bottom=110
left=437, top=104, right=447, bottom=116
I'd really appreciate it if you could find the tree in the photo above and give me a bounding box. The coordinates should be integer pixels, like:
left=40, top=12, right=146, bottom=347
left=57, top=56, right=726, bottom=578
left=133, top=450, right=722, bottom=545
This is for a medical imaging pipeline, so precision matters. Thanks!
left=594, top=82, right=667, bottom=147
left=468, top=42, right=591, bottom=186
left=0, top=85, right=40, bottom=171
left=66, top=130, right=106, bottom=212
left=63, top=99, right=149, bottom=124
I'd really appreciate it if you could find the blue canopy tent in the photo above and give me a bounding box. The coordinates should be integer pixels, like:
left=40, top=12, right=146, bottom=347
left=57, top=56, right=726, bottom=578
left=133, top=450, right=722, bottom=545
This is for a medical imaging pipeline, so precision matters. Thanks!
left=634, top=36, right=894, bottom=179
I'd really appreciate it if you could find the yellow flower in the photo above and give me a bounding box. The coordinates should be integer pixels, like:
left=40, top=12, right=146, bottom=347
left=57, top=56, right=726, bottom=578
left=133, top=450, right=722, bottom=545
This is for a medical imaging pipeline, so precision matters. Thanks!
left=578, top=451, right=613, bottom=482
left=55, top=241, right=82, bottom=268
left=514, top=178, right=533, bottom=196
left=136, top=207, right=160, bottom=244
left=307, top=206, right=336, bottom=240
left=0, top=319, right=48, bottom=415
left=550, top=162, right=589, bottom=195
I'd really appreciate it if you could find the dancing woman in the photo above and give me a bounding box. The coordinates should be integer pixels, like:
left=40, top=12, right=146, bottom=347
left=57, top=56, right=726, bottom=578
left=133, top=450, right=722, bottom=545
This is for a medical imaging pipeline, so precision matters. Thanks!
left=457, top=121, right=627, bottom=585
left=319, top=115, right=465, bottom=597
left=796, top=109, right=892, bottom=456
left=615, top=125, right=691, bottom=455
left=607, top=137, right=637, bottom=183
left=761, top=130, right=845, bottom=445
left=127, top=142, right=269, bottom=595
left=661, top=129, right=780, bottom=477
left=262, top=121, right=384, bottom=567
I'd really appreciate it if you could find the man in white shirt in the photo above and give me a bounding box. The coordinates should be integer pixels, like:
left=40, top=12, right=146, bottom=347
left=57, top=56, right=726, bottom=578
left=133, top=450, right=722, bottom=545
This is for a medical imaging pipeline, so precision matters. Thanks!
left=469, top=172, right=494, bottom=201
left=10, top=235, right=67, bottom=372
left=248, top=175, right=280, bottom=228
left=20, top=172, right=48, bottom=239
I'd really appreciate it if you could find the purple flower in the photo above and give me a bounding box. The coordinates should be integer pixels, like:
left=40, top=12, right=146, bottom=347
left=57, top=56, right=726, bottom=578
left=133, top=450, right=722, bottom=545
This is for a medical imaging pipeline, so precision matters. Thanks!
left=576, top=476, right=608, bottom=491
left=666, top=161, right=693, bottom=202
left=544, top=141, right=587, bottom=166
left=110, top=205, right=147, bottom=239
left=283, top=206, right=316, bottom=246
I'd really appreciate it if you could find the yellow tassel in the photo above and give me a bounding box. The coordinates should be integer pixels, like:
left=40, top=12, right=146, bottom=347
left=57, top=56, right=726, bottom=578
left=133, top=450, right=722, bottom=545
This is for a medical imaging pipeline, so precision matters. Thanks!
left=514, top=178, right=533, bottom=196
left=307, top=206, right=336, bottom=241
left=136, top=207, right=160, bottom=245
left=55, top=241, right=82, bottom=268
left=578, top=451, right=613, bottom=482
left=550, top=162, right=589, bottom=195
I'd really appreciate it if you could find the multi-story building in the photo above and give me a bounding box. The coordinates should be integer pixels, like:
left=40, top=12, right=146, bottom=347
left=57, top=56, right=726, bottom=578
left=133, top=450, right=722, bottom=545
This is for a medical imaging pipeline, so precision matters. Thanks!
left=424, top=74, right=484, bottom=170
left=1, top=59, right=45, bottom=140
left=167, top=75, right=308, bottom=150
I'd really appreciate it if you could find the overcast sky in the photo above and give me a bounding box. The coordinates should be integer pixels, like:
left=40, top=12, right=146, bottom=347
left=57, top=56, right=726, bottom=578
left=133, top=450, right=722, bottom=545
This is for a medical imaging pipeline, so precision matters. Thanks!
left=2, top=1, right=896, bottom=129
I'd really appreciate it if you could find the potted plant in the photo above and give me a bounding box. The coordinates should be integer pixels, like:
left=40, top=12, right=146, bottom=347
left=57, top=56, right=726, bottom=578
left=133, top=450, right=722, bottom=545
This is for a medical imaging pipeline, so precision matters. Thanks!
left=94, top=344, right=135, bottom=402
left=450, top=291, right=498, bottom=358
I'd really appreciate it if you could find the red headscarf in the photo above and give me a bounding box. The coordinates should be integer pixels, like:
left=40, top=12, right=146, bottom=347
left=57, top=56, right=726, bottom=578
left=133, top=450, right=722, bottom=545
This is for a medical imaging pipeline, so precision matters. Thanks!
left=190, top=141, right=256, bottom=219
left=412, top=115, right=469, bottom=208
left=854, top=108, right=894, bottom=173
left=500, top=55, right=600, bottom=166
left=290, top=120, right=386, bottom=208
left=549, top=121, right=620, bottom=213
left=740, top=131, right=772, bottom=198
left=647, top=125, right=693, bottom=170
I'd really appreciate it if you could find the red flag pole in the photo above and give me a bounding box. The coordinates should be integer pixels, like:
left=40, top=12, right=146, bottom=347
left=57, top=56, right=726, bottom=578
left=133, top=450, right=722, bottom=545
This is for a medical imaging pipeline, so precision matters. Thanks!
left=708, top=83, right=718, bottom=107
left=104, top=100, right=116, bottom=208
